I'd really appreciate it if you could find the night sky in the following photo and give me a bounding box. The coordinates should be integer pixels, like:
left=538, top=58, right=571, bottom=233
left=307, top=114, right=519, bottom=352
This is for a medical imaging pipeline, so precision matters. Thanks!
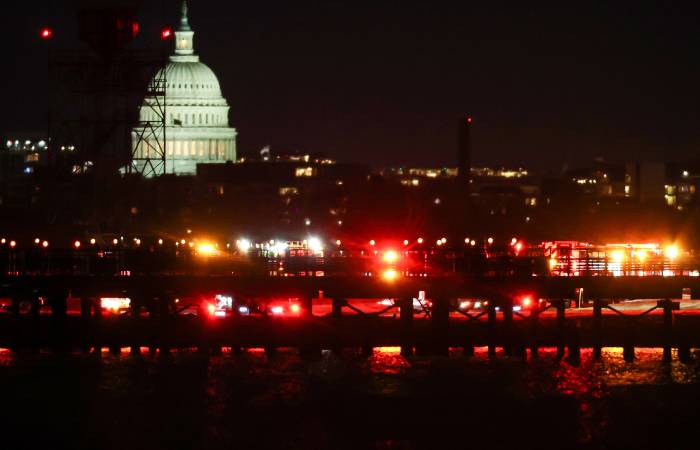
left=4, top=1, right=700, bottom=171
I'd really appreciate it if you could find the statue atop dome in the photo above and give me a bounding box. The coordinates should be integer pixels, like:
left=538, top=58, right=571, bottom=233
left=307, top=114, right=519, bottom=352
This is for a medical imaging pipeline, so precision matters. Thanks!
left=180, top=1, right=191, bottom=32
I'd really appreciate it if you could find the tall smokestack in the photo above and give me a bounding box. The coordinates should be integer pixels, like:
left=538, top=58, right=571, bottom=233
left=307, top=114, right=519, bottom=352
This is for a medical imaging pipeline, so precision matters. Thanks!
left=458, top=116, right=472, bottom=183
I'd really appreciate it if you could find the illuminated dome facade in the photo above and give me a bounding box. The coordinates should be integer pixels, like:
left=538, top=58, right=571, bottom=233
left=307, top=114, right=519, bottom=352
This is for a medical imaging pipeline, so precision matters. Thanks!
left=132, top=1, right=236, bottom=176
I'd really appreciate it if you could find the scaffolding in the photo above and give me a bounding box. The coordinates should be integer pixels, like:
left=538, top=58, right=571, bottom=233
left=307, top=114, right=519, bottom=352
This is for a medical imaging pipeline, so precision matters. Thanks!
left=48, top=49, right=166, bottom=177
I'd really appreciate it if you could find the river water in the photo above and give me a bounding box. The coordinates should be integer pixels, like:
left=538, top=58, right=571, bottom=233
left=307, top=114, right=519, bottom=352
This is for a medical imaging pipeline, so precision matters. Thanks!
left=0, top=347, right=698, bottom=450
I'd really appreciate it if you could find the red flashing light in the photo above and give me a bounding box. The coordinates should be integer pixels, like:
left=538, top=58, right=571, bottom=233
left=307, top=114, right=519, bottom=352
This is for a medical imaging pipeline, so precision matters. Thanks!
left=161, top=27, right=173, bottom=40
left=382, top=250, right=399, bottom=264
left=132, top=22, right=140, bottom=37
left=39, top=27, right=53, bottom=40
left=467, top=117, right=472, bottom=123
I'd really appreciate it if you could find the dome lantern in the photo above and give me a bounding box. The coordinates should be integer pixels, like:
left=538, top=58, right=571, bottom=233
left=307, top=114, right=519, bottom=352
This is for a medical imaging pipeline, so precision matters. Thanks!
left=174, top=0, right=195, bottom=58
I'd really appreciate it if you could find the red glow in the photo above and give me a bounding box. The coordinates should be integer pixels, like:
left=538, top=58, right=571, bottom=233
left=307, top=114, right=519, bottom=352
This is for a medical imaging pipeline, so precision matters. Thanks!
left=161, top=27, right=173, bottom=40
left=290, top=303, right=301, bottom=314
left=382, top=250, right=399, bottom=264
left=39, top=27, right=53, bottom=40
left=467, top=117, right=472, bottom=123
left=207, top=303, right=216, bottom=315
left=132, top=22, right=140, bottom=36
left=522, top=296, right=532, bottom=307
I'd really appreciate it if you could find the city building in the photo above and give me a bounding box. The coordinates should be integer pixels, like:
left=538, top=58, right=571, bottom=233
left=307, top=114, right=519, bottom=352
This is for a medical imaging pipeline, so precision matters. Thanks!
left=131, top=1, right=237, bottom=176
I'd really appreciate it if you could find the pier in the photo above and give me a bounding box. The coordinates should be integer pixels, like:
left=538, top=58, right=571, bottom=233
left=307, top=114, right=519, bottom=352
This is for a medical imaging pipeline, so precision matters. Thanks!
left=2, top=275, right=700, bottom=362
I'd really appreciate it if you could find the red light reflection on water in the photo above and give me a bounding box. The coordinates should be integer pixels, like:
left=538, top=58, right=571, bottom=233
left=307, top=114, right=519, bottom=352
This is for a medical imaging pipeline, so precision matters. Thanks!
left=0, top=348, right=15, bottom=366
left=368, top=346, right=411, bottom=375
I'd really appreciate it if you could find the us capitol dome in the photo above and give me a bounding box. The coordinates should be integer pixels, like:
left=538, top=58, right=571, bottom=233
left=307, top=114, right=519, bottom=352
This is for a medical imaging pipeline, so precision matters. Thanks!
left=131, top=1, right=237, bottom=176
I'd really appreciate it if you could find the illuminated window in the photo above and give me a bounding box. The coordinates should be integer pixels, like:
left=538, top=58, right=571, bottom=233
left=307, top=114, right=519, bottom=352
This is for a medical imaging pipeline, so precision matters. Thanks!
left=295, top=167, right=315, bottom=177
left=279, top=187, right=299, bottom=196
left=400, top=178, right=420, bottom=187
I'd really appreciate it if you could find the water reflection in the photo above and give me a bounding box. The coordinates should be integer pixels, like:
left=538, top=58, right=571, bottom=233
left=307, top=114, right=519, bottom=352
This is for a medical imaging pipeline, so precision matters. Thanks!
left=0, top=346, right=699, bottom=449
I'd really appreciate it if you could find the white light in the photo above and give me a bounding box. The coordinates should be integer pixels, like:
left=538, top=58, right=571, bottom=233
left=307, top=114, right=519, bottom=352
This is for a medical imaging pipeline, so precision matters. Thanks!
left=101, top=297, right=131, bottom=311
left=237, top=239, right=251, bottom=252
left=273, top=241, right=288, bottom=256
left=215, top=295, right=233, bottom=309
left=308, top=237, right=323, bottom=253
left=270, top=306, right=284, bottom=315
left=238, top=305, right=250, bottom=315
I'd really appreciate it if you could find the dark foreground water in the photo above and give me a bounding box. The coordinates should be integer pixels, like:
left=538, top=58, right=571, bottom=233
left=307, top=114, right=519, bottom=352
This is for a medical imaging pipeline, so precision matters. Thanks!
left=1, top=347, right=699, bottom=450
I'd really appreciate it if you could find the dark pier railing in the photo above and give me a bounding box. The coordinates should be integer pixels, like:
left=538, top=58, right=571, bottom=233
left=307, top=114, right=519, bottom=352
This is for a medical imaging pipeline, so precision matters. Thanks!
left=1, top=275, right=700, bottom=362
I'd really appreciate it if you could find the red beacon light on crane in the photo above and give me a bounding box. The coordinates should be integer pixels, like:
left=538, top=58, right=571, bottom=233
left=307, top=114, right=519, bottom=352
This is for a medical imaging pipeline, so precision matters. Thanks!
left=161, top=27, right=173, bottom=40
left=39, top=27, right=54, bottom=40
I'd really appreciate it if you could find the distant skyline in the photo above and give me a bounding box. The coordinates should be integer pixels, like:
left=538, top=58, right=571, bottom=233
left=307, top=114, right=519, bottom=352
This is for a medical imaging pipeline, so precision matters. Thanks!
left=3, top=0, right=700, bottom=171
